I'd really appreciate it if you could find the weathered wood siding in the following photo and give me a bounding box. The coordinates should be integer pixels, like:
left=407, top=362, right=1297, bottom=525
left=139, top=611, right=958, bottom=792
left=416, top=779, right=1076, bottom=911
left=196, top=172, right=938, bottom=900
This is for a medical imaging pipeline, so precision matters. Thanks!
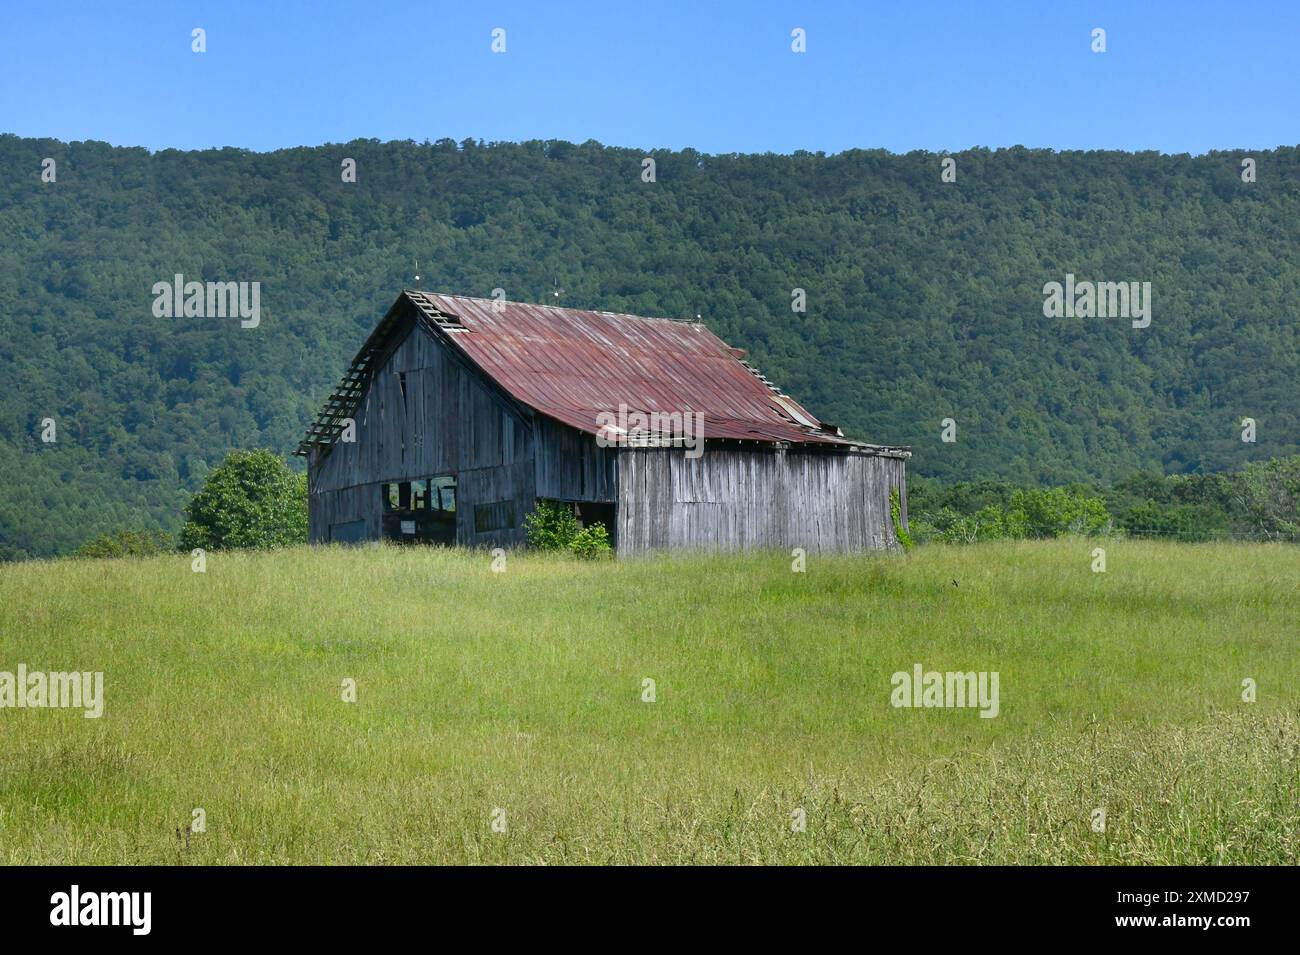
left=309, top=319, right=535, bottom=546
left=615, top=446, right=907, bottom=555
left=533, top=416, right=617, bottom=502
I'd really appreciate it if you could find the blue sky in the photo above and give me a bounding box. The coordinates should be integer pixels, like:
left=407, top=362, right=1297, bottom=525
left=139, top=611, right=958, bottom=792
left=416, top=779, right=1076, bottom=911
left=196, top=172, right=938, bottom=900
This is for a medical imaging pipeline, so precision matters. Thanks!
left=2, top=0, right=1296, bottom=155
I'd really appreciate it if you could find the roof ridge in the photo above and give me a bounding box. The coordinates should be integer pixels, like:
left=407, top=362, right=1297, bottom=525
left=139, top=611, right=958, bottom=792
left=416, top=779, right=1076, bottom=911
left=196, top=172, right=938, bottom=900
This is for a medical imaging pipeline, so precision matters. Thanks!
left=403, top=289, right=704, bottom=326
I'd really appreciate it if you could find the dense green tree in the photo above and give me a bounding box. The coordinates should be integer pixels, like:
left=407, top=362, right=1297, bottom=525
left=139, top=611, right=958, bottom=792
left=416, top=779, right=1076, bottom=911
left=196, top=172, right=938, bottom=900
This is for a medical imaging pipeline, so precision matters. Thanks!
left=1232, top=456, right=1300, bottom=541
left=72, top=528, right=174, bottom=559
left=179, top=450, right=306, bottom=551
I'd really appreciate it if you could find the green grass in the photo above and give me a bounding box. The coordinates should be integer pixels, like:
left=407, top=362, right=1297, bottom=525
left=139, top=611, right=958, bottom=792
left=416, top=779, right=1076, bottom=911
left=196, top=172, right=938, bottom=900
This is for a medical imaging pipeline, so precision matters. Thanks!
left=1, top=539, right=1297, bottom=864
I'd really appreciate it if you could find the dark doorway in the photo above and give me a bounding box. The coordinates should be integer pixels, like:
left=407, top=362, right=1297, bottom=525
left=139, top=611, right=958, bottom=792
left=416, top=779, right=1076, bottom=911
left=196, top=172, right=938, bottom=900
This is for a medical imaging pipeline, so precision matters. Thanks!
left=381, top=475, right=457, bottom=545
left=575, top=501, right=617, bottom=547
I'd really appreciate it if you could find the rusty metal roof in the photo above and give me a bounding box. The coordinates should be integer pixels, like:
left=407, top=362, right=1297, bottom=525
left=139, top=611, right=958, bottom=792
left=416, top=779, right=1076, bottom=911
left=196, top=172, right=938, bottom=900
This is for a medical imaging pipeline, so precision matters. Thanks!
left=297, top=290, right=910, bottom=457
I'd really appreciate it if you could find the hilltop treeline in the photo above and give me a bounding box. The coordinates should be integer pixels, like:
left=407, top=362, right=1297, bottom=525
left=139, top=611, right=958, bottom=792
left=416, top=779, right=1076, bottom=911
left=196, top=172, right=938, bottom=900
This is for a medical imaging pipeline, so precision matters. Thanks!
left=2, top=135, right=1299, bottom=558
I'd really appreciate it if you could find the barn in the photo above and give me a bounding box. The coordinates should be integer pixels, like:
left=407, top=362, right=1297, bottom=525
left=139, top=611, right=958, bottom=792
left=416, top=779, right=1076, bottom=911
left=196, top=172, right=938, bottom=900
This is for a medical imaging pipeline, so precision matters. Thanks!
left=295, top=290, right=910, bottom=555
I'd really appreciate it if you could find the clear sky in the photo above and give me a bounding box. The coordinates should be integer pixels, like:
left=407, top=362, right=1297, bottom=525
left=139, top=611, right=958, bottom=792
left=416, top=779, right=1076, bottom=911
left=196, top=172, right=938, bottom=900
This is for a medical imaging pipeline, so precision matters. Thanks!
left=2, top=0, right=1296, bottom=155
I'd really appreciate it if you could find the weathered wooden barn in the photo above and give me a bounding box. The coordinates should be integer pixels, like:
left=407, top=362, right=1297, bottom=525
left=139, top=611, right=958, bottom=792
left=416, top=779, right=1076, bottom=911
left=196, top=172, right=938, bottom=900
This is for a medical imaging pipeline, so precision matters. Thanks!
left=296, top=290, right=910, bottom=555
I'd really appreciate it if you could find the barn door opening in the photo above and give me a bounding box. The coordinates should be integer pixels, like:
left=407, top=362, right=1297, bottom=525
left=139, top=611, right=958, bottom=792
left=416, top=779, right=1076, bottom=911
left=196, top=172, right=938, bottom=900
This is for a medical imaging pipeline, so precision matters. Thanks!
left=381, top=475, right=456, bottom=545
left=575, top=502, right=616, bottom=545
left=536, top=499, right=617, bottom=548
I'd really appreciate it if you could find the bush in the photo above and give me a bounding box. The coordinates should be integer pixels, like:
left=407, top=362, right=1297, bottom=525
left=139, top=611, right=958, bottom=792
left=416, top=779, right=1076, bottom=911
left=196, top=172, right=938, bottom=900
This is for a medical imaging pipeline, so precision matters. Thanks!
left=889, top=487, right=913, bottom=551
left=907, top=517, right=939, bottom=545
left=570, top=523, right=613, bottom=559
left=524, top=500, right=581, bottom=551
left=179, top=450, right=307, bottom=551
left=1001, top=503, right=1029, bottom=539
left=73, top=528, right=174, bottom=559
left=1119, top=500, right=1221, bottom=542
left=908, top=504, right=998, bottom=544
left=971, top=504, right=1008, bottom=541
left=913, top=506, right=969, bottom=544
left=1233, top=456, right=1300, bottom=541
left=1007, top=487, right=1110, bottom=538
left=909, top=485, right=1110, bottom=544
left=525, top=501, right=613, bottom=558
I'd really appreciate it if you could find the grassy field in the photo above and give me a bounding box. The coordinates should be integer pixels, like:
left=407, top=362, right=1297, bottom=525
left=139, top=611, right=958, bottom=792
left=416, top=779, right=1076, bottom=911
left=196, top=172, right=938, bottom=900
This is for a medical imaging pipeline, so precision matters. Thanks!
left=1, top=539, right=1297, bottom=865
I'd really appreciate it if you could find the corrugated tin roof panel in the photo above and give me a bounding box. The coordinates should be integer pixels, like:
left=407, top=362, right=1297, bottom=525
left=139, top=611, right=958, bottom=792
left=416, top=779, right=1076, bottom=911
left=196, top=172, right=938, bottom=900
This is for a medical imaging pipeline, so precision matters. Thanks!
left=404, top=290, right=855, bottom=447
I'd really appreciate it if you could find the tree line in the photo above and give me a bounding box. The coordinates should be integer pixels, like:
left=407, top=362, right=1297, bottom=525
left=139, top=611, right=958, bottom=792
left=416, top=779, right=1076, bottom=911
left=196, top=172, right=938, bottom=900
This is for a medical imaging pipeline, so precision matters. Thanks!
left=3, top=134, right=1298, bottom=558
left=68, top=450, right=1300, bottom=560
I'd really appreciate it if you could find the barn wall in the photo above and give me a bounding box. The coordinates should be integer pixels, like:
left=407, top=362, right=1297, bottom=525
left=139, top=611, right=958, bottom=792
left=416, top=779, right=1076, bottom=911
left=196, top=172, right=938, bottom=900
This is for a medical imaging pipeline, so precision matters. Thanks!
left=308, top=319, right=535, bottom=546
left=615, top=446, right=907, bottom=555
left=533, top=416, right=617, bottom=502
left=308, top=481, right=376, bottom=543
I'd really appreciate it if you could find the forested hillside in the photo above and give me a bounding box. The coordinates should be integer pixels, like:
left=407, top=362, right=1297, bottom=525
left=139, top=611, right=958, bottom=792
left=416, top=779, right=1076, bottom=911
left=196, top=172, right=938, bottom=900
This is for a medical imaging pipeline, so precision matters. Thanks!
left=2, top=134, right=1298, bottom=558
